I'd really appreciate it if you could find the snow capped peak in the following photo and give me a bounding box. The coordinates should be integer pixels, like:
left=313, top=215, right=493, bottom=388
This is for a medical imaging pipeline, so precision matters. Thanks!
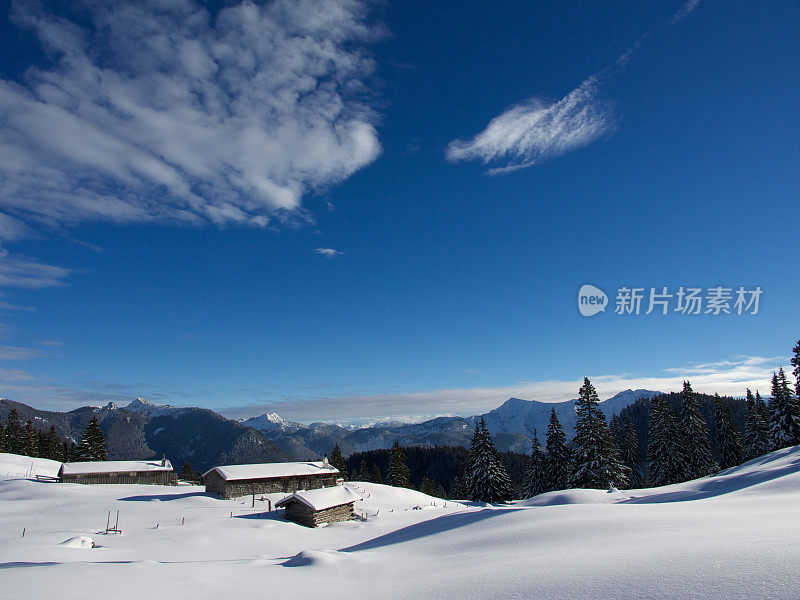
left=264, top=412, right=290, bottom=426
left=125, top=397, right=181, bottom=417
left=241, top=411, right=303, bottom=433
left=127, top=397, right=156, bottom=408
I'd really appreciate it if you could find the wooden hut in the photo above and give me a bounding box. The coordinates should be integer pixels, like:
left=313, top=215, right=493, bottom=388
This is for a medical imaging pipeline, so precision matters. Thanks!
left=202, top=460, right=339, bottom=499
left=275, top=486, right=361, bottom=528
left=59, top=459, right=177, bottom=485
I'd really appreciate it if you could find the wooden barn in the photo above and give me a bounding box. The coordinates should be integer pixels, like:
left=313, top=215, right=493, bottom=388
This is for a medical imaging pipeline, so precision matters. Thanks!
left=202, top=460, right=339, bottom=499
left=275, top=486, right=361, bottom=528
left=59, top=459, right=177, bottom=485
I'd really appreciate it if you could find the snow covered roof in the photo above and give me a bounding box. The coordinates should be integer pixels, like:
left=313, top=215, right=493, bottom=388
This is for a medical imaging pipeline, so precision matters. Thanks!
left=202, top=461, right=339, bottom=481
left=275, top=486, right=361, bottom=511
left=60, top=460, right=174, bottom=475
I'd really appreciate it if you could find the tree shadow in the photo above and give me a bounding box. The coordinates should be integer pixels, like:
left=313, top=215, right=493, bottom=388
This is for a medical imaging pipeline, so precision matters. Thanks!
left=340, top=507, right=523, bottom=553
left=624, top=456, right=800, bottom=504
left=117, top=491, right=210, bottom=502
left=0, top=562, right=62, bottom=569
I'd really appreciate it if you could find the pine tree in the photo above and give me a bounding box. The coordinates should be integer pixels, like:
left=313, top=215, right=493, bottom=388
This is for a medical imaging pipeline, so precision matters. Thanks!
left=544, top=407, right=570, bottom=491
left=715, top=398, right=743, bottom=470
left=36, top=430, right=48, bottom=458
left=450, top=473, right=467, bottom=500
left=791, top=338, right=800, bottom=397
left=62, top=440, right=73, bottom=462
left=569, top=378, right=628, bottom=489
left=467, top=418, right=514, bottom=503
left=370, top=463, right=383, bottom=484
left=420, top=476, right=435, bottom=496
left=754, top=391, right=771, bottom=452
left=76, top=416, right=107, bottom=461
left=22, top=420, right=37, bottom=457
left=387, top=441, right=411, bottom=488
left=46, top=426, right=64, bottom=462
left=358, top=460, right=369, bottom=482
left=743, top=389, right=770, bottom=460
left=769, top=368, right=800, bottom=450
left=523, top=431, right=547, bottom=497
left=4, top=409, right=24, bottom=455
left=434, top=482, right=447, bottom=499
left=609, top=415, right=623, bottom=449
left=0, top=422, right=4, bottom=452
left=328, top=444, right=347, bottom=477
left=647, top=396, right=686, bottom=486
left=679, top=381, right=713, bottom=480
left=621, top=417, right=642, bottom=488
left=180, top=461, right=195, bottom=481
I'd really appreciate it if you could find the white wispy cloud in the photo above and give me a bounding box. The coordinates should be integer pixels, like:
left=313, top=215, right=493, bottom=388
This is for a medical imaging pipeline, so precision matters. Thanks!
left=446, top=1, right=701, bottom=175
left=671, top=0, right=701, bottom=24
left=314, top=247, right=344, bottom=258
left=0, top=248, right=72, bottom=289
left=446, top=74, right=614, bottom=175
left=221, top=355, right=785, bottom=423
left=0, top=0, right=382, bottom=232
left=0, top=345, right=39, bottom=360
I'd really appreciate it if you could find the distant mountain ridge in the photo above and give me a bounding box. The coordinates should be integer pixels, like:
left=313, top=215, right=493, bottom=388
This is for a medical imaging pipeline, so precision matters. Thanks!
left=243, top=388, right=662, bottom=457
left=0, top=389, right=661, bottom=467
left=0, top=398, right=291, bottom=472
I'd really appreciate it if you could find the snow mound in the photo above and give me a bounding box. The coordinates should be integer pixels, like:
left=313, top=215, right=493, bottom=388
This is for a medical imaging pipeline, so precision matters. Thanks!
left=519, top=488, right=626, bottom=507
left=347, top=481, right=459, bottom=509
left=60, top=536, right=95, bottom=549
left=282, top=549, right=343, bottom=567
left=0, top=452, right=62, bottom=479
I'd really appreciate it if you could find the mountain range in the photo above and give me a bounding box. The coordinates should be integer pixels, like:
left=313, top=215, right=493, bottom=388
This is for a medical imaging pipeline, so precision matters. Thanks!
left=0, top=389, right=660, bottom=470
left=240, top=388, right=661, bottom=457
left=0, top=397, right=292, bottom=472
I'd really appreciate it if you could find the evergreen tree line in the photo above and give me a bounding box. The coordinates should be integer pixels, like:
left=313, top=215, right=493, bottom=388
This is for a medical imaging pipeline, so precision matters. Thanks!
left=0, top=409, right=107, bottom=463
left=521, top=377, right=628, bottom=499
left=525, top=338, right=800, bottom=495
left=342, top=443, right=529, bottom=500
left=618, top=365, right=800, bottom=487
left=339, top=334, right=800, bottom=503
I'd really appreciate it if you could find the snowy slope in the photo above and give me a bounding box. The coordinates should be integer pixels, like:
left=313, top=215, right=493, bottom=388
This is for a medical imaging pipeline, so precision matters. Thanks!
left=0, top=452, right=61, bottom=478
left=2, top=446, right=800, bottom=599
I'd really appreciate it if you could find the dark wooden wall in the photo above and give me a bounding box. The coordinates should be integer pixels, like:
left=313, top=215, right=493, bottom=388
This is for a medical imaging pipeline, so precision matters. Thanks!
left=60, top=471, right=177, bottom=485
left=205, top=471, right=337, bottom=499
left=283, top=500, right=355, bottom=528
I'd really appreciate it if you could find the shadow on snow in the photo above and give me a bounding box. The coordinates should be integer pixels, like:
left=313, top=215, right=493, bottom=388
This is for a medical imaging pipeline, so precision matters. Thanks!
left=340, top=506, right=524, bottom=553
left=624, top=454, right=800, bottom=504
left=117, top=491, right=210, bottom=502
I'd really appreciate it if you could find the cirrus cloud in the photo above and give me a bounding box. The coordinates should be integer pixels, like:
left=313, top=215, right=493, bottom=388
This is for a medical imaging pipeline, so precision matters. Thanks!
left=446, top=74, right=614, bottom=175
left=446, top=0, right=702, bottom=175
left=314, top=247, right=344, bottom=258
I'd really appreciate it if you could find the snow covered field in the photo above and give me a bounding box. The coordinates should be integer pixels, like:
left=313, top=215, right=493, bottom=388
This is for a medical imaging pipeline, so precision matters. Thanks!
left=2, top=448, right=800, bottom=599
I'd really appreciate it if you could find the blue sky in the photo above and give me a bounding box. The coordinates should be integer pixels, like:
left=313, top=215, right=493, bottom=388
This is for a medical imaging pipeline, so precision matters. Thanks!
left=0, top=0, right=798, bottom=423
